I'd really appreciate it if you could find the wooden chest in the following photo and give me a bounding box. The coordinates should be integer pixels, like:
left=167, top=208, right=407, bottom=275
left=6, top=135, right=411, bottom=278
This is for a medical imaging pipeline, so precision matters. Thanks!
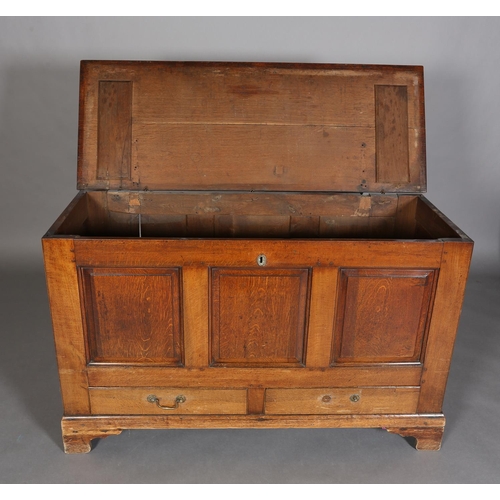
left=42, top=61, right=473, bottom=453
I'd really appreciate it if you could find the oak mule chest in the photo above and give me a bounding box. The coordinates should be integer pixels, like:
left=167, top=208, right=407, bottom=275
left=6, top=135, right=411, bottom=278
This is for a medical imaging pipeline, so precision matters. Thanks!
left=42, top=61, right=473, bottom=453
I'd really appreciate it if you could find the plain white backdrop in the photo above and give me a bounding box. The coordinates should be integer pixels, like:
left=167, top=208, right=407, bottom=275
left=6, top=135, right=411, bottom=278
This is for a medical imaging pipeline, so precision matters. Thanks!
left=0, top=16, right=498, bottom=270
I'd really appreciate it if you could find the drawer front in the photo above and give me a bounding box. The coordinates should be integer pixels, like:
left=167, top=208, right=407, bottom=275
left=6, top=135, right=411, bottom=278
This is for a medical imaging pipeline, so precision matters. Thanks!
left=265, top=387, right=420, bottom=415
left=89, top=388, right=247, bottom=415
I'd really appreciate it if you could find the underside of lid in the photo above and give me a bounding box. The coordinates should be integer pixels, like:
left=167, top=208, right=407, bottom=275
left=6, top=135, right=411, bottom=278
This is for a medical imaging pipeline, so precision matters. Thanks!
left=77, top=61, right=426, bottom=193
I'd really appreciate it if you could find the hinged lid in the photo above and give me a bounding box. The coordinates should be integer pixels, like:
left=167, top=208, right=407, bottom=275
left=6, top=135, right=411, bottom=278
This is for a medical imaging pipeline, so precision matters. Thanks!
left=78, top=61, right=426, bottom=193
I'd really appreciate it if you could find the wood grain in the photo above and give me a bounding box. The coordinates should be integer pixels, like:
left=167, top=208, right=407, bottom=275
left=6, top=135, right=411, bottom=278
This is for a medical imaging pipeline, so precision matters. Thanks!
left=46, top=192, right=88, bottom=236
left=97, top=81, right=132, bottom=183
left=62, top=427, right=122, bottom=454
left=417, top=241, right=473, bottom=412
left=247, top=388, right=266, bottom=414
left=74, top=239, right=444, bottom=269
left=214, top=215, right=290, bottom=238
left=77, top=61, right=426, bottom=193
left=63, top=413, right=445, bottom=430
left=87, top=365, right=423, bottom=388
left=375, top=85, right=410, bottom=184
left=211, top=268, right=310, bottom=366
left=386, top=426, right=445, bottom=450
left=305, top=267, right=338, bottom=367
left=105, top=191, right=400, bottom=218
left=319, top=216, right=395, bottom=238
left=265, top=387, right=420, bottom=415
left=333, top=269, right=437, bottom=364
left=60, top=413, right=446, bottom=452
left=395, top=195, right=418, bottom=238
left=45, top=61, right=474, bottom=453
left=42, top=238, right=90, bottom=414
left=135, top=123, right=374, bottom=192
left=89, top=387, right=247, bottom=415
left=182, top=267, right=209, bottom=368
left=415, top=197, right=464, bottom=239
left=80, top=267, right=182, bottom=364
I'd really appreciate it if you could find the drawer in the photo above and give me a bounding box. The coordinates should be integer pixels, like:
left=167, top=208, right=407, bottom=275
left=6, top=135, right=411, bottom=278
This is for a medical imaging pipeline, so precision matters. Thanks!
left=89, top=387, right=247, bottom=415
left=265, top=387, right=420, bottom=415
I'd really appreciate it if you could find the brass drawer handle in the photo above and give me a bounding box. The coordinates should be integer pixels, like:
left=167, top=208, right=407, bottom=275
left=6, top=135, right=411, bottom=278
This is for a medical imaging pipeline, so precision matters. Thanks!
left=147, top=394, right=186, bottom=410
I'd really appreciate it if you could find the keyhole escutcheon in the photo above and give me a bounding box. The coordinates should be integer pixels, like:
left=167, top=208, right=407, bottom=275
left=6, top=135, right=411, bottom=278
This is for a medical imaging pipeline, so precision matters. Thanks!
left=257, top=254, right=267, bottom=266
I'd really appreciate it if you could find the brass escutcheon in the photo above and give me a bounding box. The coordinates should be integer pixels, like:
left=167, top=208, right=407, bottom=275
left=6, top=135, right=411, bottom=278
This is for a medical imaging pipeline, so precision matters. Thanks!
left=147, top=394, right=186, bottom=410
left=257, top=254, right=267, bottom=266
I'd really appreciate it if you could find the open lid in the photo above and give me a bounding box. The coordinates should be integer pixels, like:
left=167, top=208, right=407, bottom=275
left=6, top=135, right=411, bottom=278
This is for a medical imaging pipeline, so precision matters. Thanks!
left=78, top=61, right=426, bottom=193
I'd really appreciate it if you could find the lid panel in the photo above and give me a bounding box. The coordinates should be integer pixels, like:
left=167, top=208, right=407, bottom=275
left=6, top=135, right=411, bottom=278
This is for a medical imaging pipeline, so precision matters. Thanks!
left=78, top=61, right=426, bottom=193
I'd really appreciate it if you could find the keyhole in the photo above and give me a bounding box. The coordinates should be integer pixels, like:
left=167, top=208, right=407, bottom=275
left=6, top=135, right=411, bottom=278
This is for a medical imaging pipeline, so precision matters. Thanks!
left=257, top=254, right=267, bottom=266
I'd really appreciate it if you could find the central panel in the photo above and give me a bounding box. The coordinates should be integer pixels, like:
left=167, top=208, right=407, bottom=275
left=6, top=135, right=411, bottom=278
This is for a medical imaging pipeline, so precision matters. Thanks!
left=210, top=268, right=310, bottom=367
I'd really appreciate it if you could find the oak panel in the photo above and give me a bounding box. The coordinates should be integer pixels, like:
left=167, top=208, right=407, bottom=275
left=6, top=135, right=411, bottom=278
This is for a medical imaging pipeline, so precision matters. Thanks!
left=97, top=81, right=132, bottom=182
left=211, top=268, right=310, bottom=366
left=333, top=269, right=437, bottom=364
left=375, top=85, right=410, bottom=183
left=80, top=267, right=182, bottom=364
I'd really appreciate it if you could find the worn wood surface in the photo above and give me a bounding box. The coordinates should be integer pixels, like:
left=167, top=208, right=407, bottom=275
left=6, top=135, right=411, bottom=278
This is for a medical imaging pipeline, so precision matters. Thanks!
left=60, top=413, right=446, bottom=453
left=386, top=426, right=445, bottom=450
left=52, top=193, right=470, bottom=242
left=78, top=61, right=426, bottom=193
left=97, top=81, right=132, bottom=182
left=74, top=239, right=444, bottom=268
left=375, top=85, right=410, bottom=184
left=247, top=388, right=266, bottom=414
left=87, top=365, right=423, bottom=388
left=417, top=241, right=473, bottom=412
left=103, top=191, right=400, bottom=217
left=44, top=61, right=473, bottom=453
left=305, top=267, right=338, bottom=368
left=182, top=267, right=209, bottom=368
left=89, top=388, right=247, bottom=415
left=42, top=238, right=90, bottom=414
left=265, top=387, right=420, bottom=415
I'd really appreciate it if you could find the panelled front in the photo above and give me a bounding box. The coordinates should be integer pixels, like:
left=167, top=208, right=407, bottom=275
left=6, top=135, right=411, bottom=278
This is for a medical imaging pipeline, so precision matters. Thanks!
left=332, top=269, right=437, bottom=365
left=79, top=267, right=182, bottom=365
left=210, top=268, right=310, bottom=367
left=75, top=240, right=443, bottom=416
